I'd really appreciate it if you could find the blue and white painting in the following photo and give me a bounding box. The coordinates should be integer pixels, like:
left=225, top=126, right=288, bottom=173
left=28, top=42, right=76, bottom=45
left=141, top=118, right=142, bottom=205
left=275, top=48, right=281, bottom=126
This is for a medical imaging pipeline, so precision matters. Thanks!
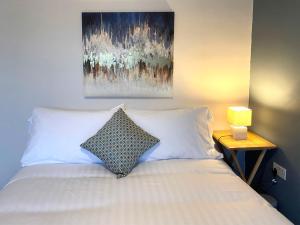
left=82, top=12, right=174, bottom=97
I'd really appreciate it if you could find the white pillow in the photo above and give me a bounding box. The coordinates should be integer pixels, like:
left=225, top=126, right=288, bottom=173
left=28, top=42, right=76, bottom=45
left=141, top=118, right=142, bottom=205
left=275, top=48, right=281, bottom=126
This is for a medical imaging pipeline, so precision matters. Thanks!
left=125, top=107, right=222, bottom=161
left=21, top=104, right=125, bottom=166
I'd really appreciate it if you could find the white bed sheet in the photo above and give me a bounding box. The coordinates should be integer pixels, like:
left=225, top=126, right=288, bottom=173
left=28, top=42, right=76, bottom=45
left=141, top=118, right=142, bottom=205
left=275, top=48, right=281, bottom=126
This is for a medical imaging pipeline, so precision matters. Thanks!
left=0, top=159, right=292, bottom=225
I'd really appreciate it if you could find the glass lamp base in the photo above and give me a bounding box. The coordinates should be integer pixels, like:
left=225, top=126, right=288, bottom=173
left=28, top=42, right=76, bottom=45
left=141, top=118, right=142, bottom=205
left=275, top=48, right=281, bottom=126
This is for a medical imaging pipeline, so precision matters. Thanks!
left=230, top=125, right=248, bottom=140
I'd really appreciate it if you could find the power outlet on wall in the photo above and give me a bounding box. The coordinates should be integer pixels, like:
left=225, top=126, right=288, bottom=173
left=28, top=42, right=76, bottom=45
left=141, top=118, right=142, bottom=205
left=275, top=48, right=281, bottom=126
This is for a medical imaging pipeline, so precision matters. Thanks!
left=273, top=162, right=287, bottom=180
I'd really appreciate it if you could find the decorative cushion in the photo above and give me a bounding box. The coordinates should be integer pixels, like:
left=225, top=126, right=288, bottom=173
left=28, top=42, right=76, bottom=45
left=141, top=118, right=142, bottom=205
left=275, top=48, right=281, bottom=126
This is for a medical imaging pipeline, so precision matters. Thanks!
left=80, top=109, right=159, bottom=178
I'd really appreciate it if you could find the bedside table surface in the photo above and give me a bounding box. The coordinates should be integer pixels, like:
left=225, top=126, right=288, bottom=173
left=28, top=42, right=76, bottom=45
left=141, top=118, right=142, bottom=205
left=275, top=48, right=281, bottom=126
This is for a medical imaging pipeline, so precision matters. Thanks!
left=213, top=130, right=277, bottom=151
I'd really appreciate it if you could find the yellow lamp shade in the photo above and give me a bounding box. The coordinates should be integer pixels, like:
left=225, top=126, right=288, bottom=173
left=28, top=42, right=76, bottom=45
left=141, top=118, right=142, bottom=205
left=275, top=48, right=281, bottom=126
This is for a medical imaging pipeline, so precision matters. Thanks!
left=227, top=107, right=252, bottom=126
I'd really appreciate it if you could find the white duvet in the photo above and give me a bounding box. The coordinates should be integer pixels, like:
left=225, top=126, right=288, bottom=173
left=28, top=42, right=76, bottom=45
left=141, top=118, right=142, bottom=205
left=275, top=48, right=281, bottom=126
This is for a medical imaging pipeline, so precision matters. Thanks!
left=0, top=159, right=292, bottom=225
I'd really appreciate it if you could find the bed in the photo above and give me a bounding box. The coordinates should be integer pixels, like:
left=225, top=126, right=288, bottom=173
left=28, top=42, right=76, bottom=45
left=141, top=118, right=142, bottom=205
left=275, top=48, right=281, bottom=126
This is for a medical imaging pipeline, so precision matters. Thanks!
left=0, top=106, right=293, bottom=225
left=0, top=159, right=291, bottom=225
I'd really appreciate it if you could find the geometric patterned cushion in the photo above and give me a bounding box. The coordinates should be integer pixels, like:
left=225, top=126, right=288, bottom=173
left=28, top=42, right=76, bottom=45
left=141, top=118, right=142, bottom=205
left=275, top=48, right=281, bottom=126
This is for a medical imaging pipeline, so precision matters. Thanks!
left=80, top=108, right=160, bottom=178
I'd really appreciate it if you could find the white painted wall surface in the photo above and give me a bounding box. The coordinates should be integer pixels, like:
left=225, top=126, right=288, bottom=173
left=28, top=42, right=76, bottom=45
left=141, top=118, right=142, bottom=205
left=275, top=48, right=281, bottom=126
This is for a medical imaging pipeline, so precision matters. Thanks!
left=0, top=0, right=253, bottom=188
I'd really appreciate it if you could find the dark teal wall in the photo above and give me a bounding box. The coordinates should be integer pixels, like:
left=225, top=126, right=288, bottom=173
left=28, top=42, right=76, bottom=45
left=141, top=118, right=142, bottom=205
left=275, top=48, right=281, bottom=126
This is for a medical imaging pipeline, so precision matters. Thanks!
left=249, top=0, right=300, bottom=223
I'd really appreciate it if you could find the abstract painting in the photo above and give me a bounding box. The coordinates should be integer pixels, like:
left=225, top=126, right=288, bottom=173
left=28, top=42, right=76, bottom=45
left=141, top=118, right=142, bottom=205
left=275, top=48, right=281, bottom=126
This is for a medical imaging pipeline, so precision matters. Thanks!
left=82, top=12, right=174, bottom=97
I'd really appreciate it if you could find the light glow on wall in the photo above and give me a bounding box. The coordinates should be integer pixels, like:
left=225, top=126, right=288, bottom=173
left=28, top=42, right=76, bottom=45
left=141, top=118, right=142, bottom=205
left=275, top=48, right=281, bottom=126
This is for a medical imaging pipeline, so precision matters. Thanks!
left=251, top=69, right=297, bottom=110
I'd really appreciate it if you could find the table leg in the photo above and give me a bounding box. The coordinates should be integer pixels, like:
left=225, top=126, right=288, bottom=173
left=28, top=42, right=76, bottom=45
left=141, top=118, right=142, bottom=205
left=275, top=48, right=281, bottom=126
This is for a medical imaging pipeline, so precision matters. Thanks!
left=230, top=151, right=246, bottom=182
left=247, top=150, right=267, bottom=185
left=219, top=146, right=232, bottom=165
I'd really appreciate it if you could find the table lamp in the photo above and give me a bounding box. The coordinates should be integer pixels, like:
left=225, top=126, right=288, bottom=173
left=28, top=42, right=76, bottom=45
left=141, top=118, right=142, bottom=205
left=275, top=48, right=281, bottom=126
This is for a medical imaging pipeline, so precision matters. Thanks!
left=227, top=106, right=252, bottom=140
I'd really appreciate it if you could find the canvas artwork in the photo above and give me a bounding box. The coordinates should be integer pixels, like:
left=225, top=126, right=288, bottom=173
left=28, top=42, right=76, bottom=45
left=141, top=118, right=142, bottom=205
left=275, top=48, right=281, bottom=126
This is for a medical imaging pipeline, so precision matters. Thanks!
left=82, top=12, right=174, bottom=97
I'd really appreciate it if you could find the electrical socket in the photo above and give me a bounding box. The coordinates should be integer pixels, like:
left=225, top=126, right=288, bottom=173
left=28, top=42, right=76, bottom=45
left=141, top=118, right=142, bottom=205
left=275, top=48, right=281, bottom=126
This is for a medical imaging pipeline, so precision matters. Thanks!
left=273, top=162, right=287, bottom=180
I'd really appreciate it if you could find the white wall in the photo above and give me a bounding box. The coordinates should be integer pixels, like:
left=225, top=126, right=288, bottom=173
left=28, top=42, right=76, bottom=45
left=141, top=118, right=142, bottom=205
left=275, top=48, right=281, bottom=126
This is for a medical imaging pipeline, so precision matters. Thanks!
left=0, top=0, right=253, bottom=188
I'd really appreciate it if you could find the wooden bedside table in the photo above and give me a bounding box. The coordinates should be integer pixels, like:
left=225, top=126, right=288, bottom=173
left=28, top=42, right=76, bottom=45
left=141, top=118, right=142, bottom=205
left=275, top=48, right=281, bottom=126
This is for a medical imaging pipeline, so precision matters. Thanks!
left=213, top=130, right=277, bottom=185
